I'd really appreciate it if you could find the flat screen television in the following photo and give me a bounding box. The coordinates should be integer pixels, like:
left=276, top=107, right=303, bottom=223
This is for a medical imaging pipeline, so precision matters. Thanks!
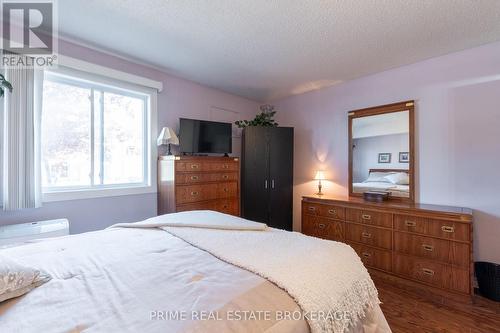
left=179, top=118, right=232, bottom=154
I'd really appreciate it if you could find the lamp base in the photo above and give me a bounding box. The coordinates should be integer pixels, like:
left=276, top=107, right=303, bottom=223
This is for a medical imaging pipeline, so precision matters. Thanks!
left=167, top=144, right=172, bottom=155
left=316, top=183, right=323, bottom=196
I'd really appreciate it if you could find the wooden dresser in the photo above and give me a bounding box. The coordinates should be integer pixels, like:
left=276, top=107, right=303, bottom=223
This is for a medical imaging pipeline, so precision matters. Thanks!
left=158, top=156, right=240, bottom=216
left=302, top=195, right=473, bottom=299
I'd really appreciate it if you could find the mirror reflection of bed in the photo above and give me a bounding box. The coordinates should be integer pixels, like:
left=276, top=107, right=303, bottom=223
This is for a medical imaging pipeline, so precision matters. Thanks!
left=352, top=169, right=410, bottom=198
left=351, top=109, right=411, bottom=199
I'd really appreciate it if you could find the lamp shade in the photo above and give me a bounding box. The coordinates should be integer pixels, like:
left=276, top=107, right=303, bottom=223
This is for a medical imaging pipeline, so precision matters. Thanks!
left=157, top=127, right=179, bottom=146
left=314, top=171, right=325, bottom=180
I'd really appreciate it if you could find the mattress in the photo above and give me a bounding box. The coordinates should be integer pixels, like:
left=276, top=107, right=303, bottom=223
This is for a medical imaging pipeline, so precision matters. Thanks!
left=0, top=215, right=390, bottom=333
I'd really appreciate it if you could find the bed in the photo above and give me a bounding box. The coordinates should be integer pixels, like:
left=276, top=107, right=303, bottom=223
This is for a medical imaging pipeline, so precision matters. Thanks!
left=353, top=169, right=410, bottom=198
left=0, top=211, right=390, bottom=333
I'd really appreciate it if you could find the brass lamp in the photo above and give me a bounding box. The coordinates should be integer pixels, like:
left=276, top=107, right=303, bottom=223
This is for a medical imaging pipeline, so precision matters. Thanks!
left=314, top=171, right=325, bottom=196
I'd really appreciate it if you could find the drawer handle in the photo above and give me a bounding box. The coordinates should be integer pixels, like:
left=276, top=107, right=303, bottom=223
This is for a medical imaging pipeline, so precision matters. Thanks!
left=328, top=209, right=337, bottom=215
left=405, top=220, right=416, bottom=227
left=223, top=205, right=228, bottom=209
left=441, top=226, right=455, bottom=233
left=222, top=164, right=229, bottom=169
left=223, top=188, right=229, bottom=192
left=362, top=252, right=372, bottom=258
left=190, top=176, right=199, bottom=180
left=190, top=191, right=199, bottom=196
left=422, top=268, right=435, bottom=276
left=191, top=164, right=199, bottom=169
left=362, top=214, right=372, bottom=220
left=318, top=223, right=326, bottom=229
left=362, top=232, right=372, bottom=238
left=422, top=244, right=434, bottom=251
left=222, top=175, right=229, bottom=180
left=308, top=207, right=316, bottom=211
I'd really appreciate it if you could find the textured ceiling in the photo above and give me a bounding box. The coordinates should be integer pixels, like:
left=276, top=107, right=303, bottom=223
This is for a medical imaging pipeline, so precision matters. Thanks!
left=58, top=1, right=500, bottom=102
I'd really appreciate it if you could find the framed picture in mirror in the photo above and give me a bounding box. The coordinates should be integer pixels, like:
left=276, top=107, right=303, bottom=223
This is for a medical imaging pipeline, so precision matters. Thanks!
left=378, top=153, right=391, bottom=163
left=399, top=152, right=409, bottom=163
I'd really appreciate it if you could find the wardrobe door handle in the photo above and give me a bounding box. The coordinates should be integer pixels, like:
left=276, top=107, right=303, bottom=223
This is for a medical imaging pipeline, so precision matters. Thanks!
left=271, top=179, right=275, bottom=189
left=265, top=180, right=268, bottom=189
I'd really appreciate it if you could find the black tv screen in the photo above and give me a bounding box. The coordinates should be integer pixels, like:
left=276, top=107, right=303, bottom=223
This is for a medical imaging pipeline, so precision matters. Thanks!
left=179, top=118, right=232, bottom=154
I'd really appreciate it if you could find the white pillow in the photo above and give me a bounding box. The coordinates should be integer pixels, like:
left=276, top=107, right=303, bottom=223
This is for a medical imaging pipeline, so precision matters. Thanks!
left=0, top=256, right=51, bottom=302
left=364, top=172, right=395, bottom=183
left=384, top=172, right=410, bottom=185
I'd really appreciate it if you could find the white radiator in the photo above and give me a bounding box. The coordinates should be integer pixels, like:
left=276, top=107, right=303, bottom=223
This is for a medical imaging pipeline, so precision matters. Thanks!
left=0, top=219, right=69, bottom=247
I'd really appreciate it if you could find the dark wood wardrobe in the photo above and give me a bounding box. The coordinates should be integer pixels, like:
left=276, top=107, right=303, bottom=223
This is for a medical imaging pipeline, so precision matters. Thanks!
left=241, top=127, right=294, bottom=231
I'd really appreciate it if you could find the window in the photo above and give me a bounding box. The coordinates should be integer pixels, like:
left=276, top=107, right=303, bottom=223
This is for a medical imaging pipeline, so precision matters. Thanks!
left=41, top=70, right=154, bottom=199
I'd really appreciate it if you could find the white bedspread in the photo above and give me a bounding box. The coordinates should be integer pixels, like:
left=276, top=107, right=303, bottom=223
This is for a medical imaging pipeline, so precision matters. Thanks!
left=0, top=211, right=390, bottom=333
left=112, top=211, right=382, bottom=333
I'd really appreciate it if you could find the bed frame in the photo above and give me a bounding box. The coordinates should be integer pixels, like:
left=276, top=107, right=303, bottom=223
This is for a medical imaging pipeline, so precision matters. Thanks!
left=369, top=168, right=409, bottom=174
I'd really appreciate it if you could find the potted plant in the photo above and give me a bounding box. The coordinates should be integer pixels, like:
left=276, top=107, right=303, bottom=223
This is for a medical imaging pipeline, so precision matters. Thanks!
left=0, top=74, right=13, bottom=98
left=235, top=104, right=279, bottom=128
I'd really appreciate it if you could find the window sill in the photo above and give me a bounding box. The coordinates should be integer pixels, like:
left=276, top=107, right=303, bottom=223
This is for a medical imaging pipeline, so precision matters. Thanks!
left=42, top=185, right=157, bottom=203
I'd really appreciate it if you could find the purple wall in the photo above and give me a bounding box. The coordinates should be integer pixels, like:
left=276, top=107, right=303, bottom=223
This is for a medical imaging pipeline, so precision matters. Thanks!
left=0, top=39, right=259, bottom=234
left=275, top=41, right=500, bottom=263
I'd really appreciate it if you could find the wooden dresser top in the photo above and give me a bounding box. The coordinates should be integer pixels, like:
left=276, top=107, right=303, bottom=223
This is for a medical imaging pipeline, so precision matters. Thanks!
left=303, top=195, right=473, bottom=222
left=159, top=155, right=239, bottom=161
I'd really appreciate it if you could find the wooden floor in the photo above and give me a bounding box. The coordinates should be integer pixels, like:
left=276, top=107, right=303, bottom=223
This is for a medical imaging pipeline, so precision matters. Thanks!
left=375, top=277, right=500, bottom=332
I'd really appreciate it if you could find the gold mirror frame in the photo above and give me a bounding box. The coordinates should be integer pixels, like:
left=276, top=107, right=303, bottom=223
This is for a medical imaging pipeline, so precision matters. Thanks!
left=348, top=100, right=415, bottom=202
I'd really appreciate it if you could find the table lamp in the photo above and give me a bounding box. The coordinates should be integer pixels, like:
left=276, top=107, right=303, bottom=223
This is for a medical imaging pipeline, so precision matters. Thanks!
left=314, top=171, right=325, bottom=196
left=157, top=127, right=179, bottom=155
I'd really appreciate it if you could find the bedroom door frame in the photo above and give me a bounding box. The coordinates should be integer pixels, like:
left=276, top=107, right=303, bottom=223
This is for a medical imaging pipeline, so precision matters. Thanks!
left=348, top=100, right=416, bottom=203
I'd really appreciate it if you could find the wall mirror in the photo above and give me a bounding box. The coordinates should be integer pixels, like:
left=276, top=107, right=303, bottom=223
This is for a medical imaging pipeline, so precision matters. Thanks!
left=348, top=101, right=415, bottom=202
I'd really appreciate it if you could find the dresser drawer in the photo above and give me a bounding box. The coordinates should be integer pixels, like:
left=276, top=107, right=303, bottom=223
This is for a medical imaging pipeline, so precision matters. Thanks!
left=346, top=208, right=392, bottom=228
left=176, top=184, right=217, bottom=204
left=176, top=161, right=205, bottom=172
left=350, top=243, right=392, bottom=272
left=302, top=215, right=344, bottom=241
left=216, top=199, right=239, bottom=216
left=302, top=202, right=345, bottom=220
left=394, top=232, right=469, bottom=268
left=176, top=201, right=217, bottom=212
left=319, top=205, right=345, bottom=220
left=208, top=161, right=239, bottom=172
left=394, top=254, right=449, bottom=289
left=345, top=223, right=392, bottom=250
left=394, top=254, right=469, bottom=293
left=176, top=172, right=238, bottom=184
left=217, top=182, right=238, bottom=198
left=394, top=214, right=470, bottom=242
left=303, top=202, right=322, bottom=216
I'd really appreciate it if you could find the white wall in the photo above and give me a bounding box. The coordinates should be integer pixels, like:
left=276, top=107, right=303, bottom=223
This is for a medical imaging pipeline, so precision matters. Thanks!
left=275, top=41, right=500, bottom=263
